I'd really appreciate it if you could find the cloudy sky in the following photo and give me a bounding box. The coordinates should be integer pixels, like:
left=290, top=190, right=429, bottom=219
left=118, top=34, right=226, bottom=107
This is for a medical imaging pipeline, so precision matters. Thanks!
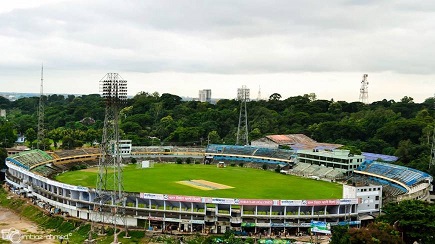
left=1, top=0, right=434, bottom=102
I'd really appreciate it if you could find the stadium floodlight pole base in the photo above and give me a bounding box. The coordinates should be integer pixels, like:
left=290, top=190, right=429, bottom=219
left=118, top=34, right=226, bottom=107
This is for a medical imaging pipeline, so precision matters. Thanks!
left=84, top=239, right=95, bottom=244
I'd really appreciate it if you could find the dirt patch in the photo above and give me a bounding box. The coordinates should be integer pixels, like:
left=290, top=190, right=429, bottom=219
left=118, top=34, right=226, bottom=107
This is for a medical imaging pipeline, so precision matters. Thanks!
left=177, top=180, right=233, bottom=190
left=0, top=206, right=55, bottom=244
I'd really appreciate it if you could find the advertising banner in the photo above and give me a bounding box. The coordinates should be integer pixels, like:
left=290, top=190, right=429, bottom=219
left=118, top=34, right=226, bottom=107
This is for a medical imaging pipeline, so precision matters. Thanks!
left=211, top=198, right=238, bottom=204
left=339, top=198, right=359, bottom=205
left=310, top=220, right=331, bottom=234
left=239, top=199, right=274, bottom=206
left=167, top=195, right=202, bottom=203
left=280, top=200, right=303, bottom=206
left=303, top=199, right=339, bottom=206
left=139, top=193, right=165, bottom=200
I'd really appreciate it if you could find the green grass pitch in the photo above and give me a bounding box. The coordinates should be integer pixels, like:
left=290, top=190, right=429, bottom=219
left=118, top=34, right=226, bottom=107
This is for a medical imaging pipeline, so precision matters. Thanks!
left=55, top=164, right=342, bottom=200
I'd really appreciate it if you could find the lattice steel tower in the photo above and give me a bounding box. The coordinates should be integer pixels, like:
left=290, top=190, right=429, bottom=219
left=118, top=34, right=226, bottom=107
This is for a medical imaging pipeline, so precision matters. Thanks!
left=359, top=74, right=369, bottom=104
left=430, top=93, right=435, bottom=170
left=37, top=64, right=45, bottom=150
left=236, top=85, right=250, bottom=145
left=94, top=73, right=128, bottom=243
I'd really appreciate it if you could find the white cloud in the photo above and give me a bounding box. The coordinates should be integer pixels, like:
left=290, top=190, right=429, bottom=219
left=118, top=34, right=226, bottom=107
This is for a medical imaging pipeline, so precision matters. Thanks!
left=0, top=0, right=434, bottom=102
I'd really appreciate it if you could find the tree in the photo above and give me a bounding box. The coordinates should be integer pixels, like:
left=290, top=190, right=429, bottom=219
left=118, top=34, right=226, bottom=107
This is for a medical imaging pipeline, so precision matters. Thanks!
left=400, top=96, right=414, bottom=103
left=348, top=222, right=403, bottom=244
left=378, top=200, right=435, bottom=243
left=25, top=128, right=37, bottom=148
left=330, top=225, right=350, bottom=244
left=207, top=130, right=221, bottom=144
left=0, top=147, right=7, bottom=169
left=0, top=121, right=16, bottom=148
left=269, top=93, right=282, bottom=101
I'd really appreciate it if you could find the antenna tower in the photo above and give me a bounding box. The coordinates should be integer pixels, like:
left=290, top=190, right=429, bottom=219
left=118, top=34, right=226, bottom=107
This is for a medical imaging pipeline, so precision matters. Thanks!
left=359, top=74, right=369, bottom=104
left=257, top=85, right=262, bottom=101
left=430, top=93, right=435, bottom=170
left=37, top=64, right=45, bottom=150
left=236, top=85, right=250, bottom=145
left=92, top=73, right=128, bottom=243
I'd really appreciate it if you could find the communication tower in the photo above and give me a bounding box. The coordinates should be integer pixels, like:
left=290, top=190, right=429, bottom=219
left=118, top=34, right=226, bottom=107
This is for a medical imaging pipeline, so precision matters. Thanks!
left=359, top=74, right=369, bottom=104
left=257, top=85, right=262, bottom=101
left=236, top=85, right=250, bottom=145
left=93, top=73, right=128, bottom=243
left=37, top=64, right=45, bottom=150
left=430, top=93, right=435, bottom=170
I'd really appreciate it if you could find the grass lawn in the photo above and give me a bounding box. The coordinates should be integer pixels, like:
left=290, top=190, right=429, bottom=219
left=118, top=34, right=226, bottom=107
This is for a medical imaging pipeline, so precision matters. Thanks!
left=55, top=164, right=342, bottom=200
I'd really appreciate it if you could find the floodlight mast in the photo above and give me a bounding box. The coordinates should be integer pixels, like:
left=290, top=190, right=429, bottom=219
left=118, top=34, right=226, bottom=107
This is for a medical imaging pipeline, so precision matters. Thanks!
left=92, top=73, right=127, bottom=243
left=236, top=85, right=250, bottom=145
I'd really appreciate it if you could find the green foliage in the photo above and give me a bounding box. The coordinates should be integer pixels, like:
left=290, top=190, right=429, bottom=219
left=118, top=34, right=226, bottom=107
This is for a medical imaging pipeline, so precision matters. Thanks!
left=0, top=148, right=7, bottom=169
left=2, top=92, right=434, bottom=177
left=262, top=164, right=268, bottom=170
left=378, top=200, right=435, bottom=243
left=0, top=120, right=16, bottom=148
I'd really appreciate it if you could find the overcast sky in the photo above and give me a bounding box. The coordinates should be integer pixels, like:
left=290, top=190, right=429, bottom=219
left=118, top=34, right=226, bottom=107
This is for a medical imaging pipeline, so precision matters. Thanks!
left=1, top=0, right=434, bottom=102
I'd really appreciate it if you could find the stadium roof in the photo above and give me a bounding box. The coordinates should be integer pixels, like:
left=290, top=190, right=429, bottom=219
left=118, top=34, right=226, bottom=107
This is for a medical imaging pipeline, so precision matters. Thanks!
left=362, top=152, right=398, bottom=162
left=261, top=134, right=342, bottom=150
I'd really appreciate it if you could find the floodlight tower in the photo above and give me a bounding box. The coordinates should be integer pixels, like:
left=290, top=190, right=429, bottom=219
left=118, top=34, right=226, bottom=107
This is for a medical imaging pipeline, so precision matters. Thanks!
left=236, top=85, right=250, bottom=145
left=37, top=64, right=45, bottom=150
left=94, top=73, right=128, bottom=243
left=359, top=74, right=369, bottom=104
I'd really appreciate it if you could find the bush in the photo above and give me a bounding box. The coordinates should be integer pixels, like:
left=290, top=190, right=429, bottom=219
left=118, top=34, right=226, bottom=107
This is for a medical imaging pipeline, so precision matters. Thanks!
left=131, top=158, right=137, bottom=164
left=239, top=163, right=244, bottom=167
left=186, top=158, right=192, bottom=164
left=176, top=158, right=183, bottom=164
left=70, top=165, right=80, bottom=171
left=230, top=163, right=236, bottom=167
left=262, top=164, right=268, bottom=170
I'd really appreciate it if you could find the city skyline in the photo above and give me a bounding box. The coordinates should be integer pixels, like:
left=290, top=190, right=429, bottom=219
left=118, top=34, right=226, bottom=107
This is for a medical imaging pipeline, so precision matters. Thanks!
left=1, top=1, right=435, bottom=102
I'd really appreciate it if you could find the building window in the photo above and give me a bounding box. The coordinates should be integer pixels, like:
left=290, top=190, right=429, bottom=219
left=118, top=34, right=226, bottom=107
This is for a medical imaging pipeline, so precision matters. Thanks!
left=375, top=196, right=379, bottom=201
left=375, top=204, right=379, bottom=209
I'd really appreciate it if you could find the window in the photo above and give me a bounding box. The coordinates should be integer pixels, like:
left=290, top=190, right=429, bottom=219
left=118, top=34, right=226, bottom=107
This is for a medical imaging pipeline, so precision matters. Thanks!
left=375, top=196, right=379, bottom=201
left=375, top=204, right=379, bottom=209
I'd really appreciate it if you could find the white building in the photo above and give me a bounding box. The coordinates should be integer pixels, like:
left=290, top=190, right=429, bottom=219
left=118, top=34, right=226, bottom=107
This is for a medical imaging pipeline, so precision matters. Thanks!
left=343, top=184, right=382, bottom=216
left=297, top=149, right=365, bottom=174
left=198, top=89, right=212, bottom=103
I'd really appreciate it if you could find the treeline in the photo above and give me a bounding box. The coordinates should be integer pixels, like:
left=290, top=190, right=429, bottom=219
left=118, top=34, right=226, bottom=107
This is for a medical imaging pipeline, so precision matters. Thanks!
left=0, top=92, right=434, bottom=174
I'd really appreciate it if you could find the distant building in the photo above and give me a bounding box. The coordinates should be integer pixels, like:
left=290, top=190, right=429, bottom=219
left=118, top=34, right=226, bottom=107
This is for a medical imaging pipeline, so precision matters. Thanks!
left=16, top=135, right=25, bottom=144
left=119, top=140, right=132, bottom=156
left=0, top=109, right=6, bottom=118
left=198, top=89, right=212, bottom=103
